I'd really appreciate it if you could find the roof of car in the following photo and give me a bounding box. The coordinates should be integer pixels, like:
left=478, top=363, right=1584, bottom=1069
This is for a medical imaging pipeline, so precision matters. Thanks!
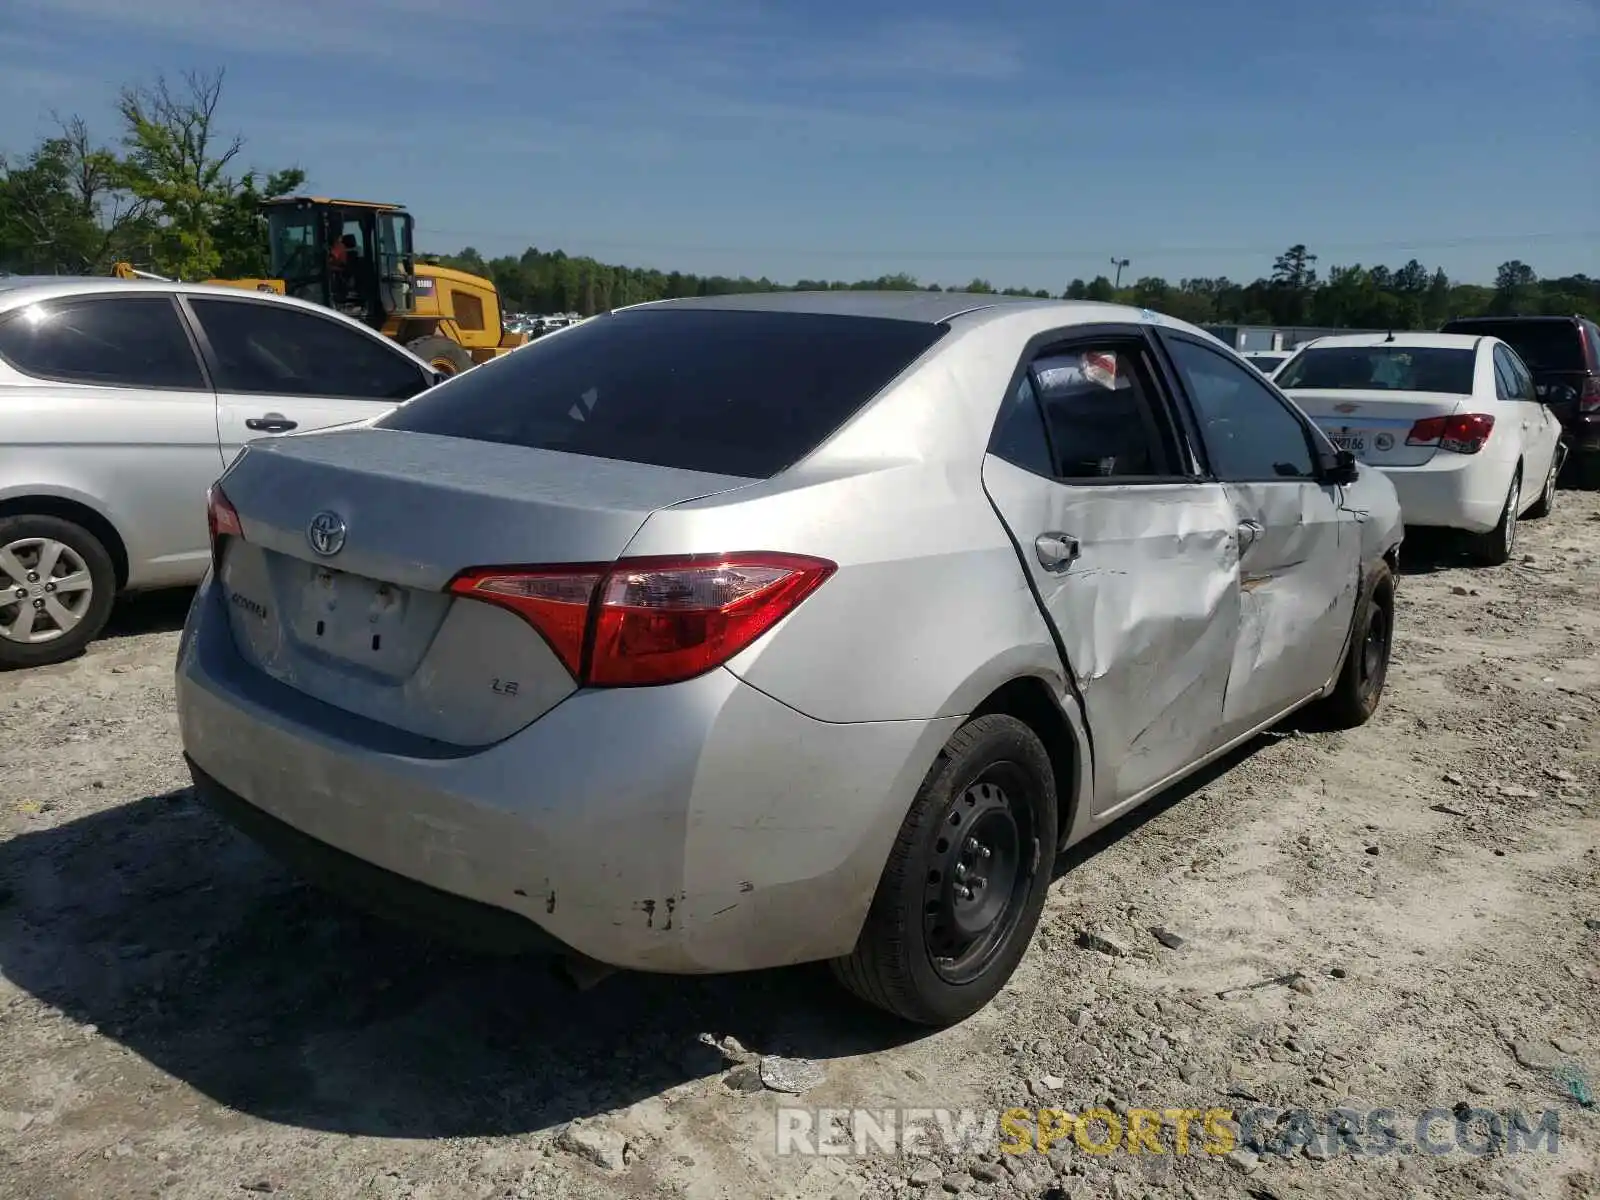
left=0, top=274, right=110, bottom=293
left=0, top=275, right=339, bottom=316
left=1443, top=314, right=1587, bottom=326
left=621, top=289, right=1128, bottom=325
left=1289, top=331, right=1485, bottom=351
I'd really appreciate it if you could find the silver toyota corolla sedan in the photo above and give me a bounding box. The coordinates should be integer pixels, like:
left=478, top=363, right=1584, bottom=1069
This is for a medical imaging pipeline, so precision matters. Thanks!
left=176, top=291, right=1403, bottom=1026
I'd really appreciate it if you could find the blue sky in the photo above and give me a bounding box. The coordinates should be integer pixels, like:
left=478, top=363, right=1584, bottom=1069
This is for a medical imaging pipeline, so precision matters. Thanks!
left=3, top=0, right=1596, bottom=290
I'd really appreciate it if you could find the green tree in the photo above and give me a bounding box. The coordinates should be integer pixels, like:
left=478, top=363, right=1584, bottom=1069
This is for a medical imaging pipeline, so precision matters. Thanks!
left=1491, top=260, right=1537, bottom=315
left=1424, top=267, right=1453, bottom=326
left=213, top=166, right=306, bottom=276
left=114, top=69, right=304, bottom=281
left=115, top=70, right=243, bottom=279
left=1392, top=258, right=1429, bottom=296
left=0, top=117, right=149, bottom=273
left=1271, top=244, right=1319, bottom=290
left=1131, top=276, right=1171, bottom=309
left=1084, top=275, right=1115, bottom=302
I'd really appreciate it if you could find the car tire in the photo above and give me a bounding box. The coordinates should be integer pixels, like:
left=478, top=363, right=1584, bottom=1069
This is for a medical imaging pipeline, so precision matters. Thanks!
left=1524, top=456, right=1558, bottom=520
left=405, top=335, right=474, bottom=376
left=0, top=514, right=118, bottom=670
left=1468, top=470, right=1520, bottom=567
left=1310, top=564, right=1394, bottom=730
left=831, top=714, right=1058, bottom=1027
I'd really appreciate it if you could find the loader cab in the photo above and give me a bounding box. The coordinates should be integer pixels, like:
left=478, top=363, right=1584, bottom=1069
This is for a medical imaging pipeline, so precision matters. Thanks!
left=264, top=197, right=416, bottom=329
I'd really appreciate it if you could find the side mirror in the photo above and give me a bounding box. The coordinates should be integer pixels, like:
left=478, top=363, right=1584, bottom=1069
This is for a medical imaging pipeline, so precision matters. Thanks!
left=1323, top=448, right=1359, bottom=485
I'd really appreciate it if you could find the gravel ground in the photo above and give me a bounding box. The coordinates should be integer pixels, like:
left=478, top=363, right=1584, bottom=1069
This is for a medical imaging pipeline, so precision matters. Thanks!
left=1, top=492, right=1597, bottom=1200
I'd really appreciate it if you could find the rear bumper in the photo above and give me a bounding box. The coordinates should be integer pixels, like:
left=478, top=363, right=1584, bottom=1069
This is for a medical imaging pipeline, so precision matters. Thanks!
left=176, top=574, right=956, bottom=974
left=188, top=757, right=570, bottom=956
left=1376, top=454, right=1513, bottom=534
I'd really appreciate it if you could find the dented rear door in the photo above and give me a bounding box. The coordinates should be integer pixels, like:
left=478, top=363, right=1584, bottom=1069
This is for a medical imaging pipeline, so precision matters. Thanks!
left=1158, top=331, right=1359, bottom=741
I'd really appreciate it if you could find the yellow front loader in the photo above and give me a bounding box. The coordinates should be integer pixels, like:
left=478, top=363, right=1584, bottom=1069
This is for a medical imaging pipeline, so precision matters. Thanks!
left=112, top=196, right=527, bottom=375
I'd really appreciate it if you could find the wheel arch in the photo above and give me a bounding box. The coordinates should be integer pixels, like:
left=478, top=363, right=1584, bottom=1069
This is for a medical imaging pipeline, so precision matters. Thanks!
left=965, top=675, right=1090, bottom=851
left=1318, top=543, right=1397, bottom=702
left=0, top=493, right=129, bottom=589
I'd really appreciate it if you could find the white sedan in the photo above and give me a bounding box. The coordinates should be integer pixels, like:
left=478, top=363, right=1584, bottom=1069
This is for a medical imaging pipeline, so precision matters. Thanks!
left=1276, top=332, right=1565, bottom=565
left=1242, top=350, right=1293, bottom=377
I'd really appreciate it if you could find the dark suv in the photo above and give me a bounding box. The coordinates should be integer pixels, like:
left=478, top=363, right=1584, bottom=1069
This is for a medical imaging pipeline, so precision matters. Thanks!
left=1439, top=315, right=1600, bottom=483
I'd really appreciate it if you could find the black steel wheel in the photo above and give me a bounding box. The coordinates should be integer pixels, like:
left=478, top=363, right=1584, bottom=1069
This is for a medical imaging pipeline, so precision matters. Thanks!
left=922, top=766, right=1036, bottom=986
left=832, top=714, right=1058, bottom=1026
left=1311, top=564, right=1394, bottom=730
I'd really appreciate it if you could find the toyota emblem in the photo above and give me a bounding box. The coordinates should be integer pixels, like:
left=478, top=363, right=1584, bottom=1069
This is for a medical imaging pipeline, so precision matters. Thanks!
left=306, top=510, right=347, bottom=557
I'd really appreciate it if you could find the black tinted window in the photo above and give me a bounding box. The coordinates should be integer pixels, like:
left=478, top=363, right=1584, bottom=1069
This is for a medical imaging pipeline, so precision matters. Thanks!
left=988, top=374, right=1054, bottom=477
left=1167, top=338, right=1316, bottom=481
left=1028, top=344, right=1177, bottom=478
left=378, top=309, right=946, bottom=477
left=1275, top=346, right=1476, bottom=394
left=1442, top=321, right=1585, bottom=372
left=190, top=298, right=427, bottom=401
left=0, top=295, right=202, bottom=388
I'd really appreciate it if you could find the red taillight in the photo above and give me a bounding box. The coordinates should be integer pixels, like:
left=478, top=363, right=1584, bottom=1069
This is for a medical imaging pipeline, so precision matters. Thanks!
left=206, top=484, right=242, bottom=568
left=1406, top=413, right=1495, bottom=454
left=447, top=567, right=602, bottom=678
left=447, top=552, right=836, bottom=687
left=1580, top=377, right=1600, bottom=413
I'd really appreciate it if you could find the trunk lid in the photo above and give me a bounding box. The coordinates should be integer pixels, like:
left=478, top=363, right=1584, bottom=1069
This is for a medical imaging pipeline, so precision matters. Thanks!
left=213, top=428, right=756, bottom=746
left=1285, top=388, right=1468, bottom=467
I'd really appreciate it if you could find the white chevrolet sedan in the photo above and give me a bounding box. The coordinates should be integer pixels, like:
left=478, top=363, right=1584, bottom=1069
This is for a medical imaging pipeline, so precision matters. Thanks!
left=1276, top=332, right=1565, bottom=565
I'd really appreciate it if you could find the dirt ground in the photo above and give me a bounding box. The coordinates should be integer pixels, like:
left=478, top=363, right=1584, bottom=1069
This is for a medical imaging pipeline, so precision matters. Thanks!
left=2, top=492, right=1597, bottom=1200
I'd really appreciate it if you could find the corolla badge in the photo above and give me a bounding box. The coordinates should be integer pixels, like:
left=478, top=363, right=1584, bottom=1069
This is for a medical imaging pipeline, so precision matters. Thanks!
left=306, top=510, right=347, bottom=557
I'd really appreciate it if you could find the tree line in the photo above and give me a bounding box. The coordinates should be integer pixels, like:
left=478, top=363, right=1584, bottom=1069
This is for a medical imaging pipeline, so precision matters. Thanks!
left=441, top=243, right=1598, bottom=330
left=3, top=70, right=1595, bottom=331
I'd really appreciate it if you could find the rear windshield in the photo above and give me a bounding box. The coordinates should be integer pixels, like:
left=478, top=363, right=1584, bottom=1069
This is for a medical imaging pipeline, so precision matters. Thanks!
left=1440, top=321, right=1587, bottom=372
left=1275, top=346, right=1476, bottom=394
left=376, top=308, right=947, bottom=477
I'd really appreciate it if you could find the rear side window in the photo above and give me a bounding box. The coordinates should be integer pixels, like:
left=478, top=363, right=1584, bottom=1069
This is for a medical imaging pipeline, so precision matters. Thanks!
left=377, top=308, right=947, bottom=477
left=1443, top=321, right=1585, bottom=372
left=0, top=295, right=203, bottom=389
left=1504, top=349, right=1538, bottom=402
left=1275, top=346, right=1475, bottom=394
left=1033, top=344, right=1177, bottom=478
left=988, top=340, right=1180, bottom=480
left=189, top=298, right=429, bottom=401
left=1492, top=347, right=1517, bottom=401
left=988, top=375, right=1055, bottom=477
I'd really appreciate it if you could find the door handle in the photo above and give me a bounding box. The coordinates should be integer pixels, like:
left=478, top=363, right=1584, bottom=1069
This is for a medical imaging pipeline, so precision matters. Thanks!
left=244, top=413, right=298, bottom=433
left=1238, top=519, right=1264, bottom=550
left=1035, top=532, right=1080, bottom=572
